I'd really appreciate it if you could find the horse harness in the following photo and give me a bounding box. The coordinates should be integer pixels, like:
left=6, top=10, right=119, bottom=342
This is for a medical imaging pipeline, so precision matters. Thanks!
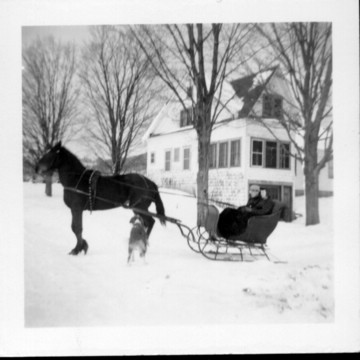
left=88, top=170, right=100, bottom=213
left=71, top=169, right=101, bottom=213
left=69, top=170, right=151, bottom=213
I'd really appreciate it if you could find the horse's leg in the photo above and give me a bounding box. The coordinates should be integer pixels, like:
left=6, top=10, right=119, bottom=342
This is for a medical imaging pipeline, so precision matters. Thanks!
left=131, top=208, right=154, bottom=241
left=143, top=215, right=155, bottom=238
left=69, top=207, right=89, bottom=255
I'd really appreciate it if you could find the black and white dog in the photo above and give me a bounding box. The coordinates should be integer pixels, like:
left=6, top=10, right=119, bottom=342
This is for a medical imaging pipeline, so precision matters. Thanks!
left=128, top=215, right=148, bottom=264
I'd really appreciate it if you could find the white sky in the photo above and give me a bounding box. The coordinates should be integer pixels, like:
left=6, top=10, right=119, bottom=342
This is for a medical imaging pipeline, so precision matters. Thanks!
left=22, top=25, right=91, bottom=46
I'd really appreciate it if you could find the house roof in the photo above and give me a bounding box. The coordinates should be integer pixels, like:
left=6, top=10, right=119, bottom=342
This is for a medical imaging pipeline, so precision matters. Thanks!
left=143, top=67, right=280, bottom=140
left=231, top=67, right=277, bottom=117
left=142, top=98, right=173, bottom=141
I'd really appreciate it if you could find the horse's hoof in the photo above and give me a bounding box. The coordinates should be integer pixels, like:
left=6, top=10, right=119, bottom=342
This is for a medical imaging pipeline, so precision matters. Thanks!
left=82, top=241, right=89, bottom=255
left=69, top=249, right=79, bottom=255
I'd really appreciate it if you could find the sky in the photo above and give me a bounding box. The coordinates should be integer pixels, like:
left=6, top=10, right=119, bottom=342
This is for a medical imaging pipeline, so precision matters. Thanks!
left=22, top=25, right=91, bottom=46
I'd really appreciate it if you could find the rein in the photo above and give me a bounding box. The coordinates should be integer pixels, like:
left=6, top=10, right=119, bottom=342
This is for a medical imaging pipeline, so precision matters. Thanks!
left=59, top=170, right=238, bottom=209
left=62, top=185, right=193, bottom=239
left=75, top=169, right=88, bottom=189
left=47, top=145, right=238, bottom=210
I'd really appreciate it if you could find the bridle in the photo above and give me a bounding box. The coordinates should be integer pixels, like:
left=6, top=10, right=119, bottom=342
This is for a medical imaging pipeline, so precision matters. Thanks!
left=44, top=148, right=61, bottom=173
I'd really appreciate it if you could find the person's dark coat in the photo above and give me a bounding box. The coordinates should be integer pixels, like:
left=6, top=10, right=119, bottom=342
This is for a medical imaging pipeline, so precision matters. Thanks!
left=239, top=195, right=275, bottom=217
left=217, top=195, right=274, bottom=239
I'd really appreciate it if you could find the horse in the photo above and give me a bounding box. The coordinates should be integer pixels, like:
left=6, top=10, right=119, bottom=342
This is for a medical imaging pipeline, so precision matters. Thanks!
left=35, top=142, right=166, bottom=255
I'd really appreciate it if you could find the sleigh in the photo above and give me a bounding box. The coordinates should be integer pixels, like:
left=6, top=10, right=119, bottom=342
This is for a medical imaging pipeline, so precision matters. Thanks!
left=187, top=200, right=285, bottom=261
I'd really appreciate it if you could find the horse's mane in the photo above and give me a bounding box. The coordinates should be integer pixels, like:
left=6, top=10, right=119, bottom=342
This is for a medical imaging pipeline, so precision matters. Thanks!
left=60, top=146, right=85, bottom=170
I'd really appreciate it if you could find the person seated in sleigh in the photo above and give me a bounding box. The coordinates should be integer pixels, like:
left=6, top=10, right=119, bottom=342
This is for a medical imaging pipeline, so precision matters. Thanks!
left=217, top=185, right=275, bottom=239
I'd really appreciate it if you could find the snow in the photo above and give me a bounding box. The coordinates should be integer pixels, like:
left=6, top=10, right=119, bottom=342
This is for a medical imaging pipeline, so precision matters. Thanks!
left=24, top=182, right=334, bottom=328
left=249, top=69, right=274, bottom=91
left=218, top=80, right=245, bottom=116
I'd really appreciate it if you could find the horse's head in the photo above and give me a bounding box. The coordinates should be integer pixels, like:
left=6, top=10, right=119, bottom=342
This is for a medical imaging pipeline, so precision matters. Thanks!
left=35, top=142, right=64, bottom=175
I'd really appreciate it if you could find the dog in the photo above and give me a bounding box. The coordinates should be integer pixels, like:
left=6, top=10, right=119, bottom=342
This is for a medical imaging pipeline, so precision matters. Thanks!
left=128, top=215, right=148, bottom=264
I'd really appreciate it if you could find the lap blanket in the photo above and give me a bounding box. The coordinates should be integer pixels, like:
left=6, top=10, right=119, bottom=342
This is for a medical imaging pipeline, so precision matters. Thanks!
left=217, top=207, right=249, bottom=239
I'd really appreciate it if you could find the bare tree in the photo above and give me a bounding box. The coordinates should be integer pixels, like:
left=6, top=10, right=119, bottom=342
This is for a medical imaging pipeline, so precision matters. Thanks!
left=80, top=26, right=158, bottom=175
left=22, top=36, right=79, bottom=196
left=132, top=23, right=253, bottom=225
left=257, top=23, right=332, bottom=225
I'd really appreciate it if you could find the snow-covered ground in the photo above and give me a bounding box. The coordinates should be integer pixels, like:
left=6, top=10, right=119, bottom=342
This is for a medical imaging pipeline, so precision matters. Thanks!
left=24, top=182, right=334, bottom=327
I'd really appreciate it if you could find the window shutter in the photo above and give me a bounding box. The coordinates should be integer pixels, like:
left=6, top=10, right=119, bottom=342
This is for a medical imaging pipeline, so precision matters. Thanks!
left=183, top=148, right=191, bottom=170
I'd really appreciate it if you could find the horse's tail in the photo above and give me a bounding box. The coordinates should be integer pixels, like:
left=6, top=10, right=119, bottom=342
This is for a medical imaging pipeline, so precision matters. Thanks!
left=154, top=189, right=166, bottom=226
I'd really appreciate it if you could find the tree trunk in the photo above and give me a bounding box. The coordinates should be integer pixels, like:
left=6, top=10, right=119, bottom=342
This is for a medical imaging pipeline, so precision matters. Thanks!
left=44, top=173, right=52, bottom=197
left=196, top=122, right=211, bottom=227
left=113, top=160, right=121, bottom=175
left=305, top=171, right=320, bottom=225
left=111, top=145, right=121, bottom=175
left=304, top=140, right=320, bottom=225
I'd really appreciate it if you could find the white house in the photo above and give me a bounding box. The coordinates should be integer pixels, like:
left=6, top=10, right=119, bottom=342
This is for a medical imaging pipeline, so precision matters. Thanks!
left=143, top=68, right=298, bottom=215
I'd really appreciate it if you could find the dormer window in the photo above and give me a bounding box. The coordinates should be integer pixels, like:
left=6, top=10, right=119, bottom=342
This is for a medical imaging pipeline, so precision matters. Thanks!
left=262, top=94, right=283, bottom=119
left=180, top=107, right=193, bottom=127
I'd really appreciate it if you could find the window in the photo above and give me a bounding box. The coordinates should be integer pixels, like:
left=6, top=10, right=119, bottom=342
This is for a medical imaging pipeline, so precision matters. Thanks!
left=279, top=143, right=290, bottom=169
left=218, top=142, right=228, bottom=168
left=252, top=140, right=263, bottom=166
left=183, top=148, right=191, bottom=170
left=265, top=141, right=277, bottom=168
left=230, top=140, right=241, bottom=167
left=165, top=150, right=171, bottom=171
left=174, top=148, right=180, bottom=162
left=273, top=97, right=283, bottom=118
left=262, top=94, right=283, bottom=119
left=180, top=108, right=193, bottom=127
left=251, top=139, right=290, bottom=169
left=209, top=143, right=217, bottom=169
left=210, top=139, right=241, bottom=169
left=150, top=152, right=155, bottom=164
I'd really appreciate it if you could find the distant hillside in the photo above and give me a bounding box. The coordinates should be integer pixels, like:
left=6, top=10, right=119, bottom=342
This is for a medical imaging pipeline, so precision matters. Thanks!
left=89, top=153, right=147, bottom=175
left=123, top=153, right=147, bottom=174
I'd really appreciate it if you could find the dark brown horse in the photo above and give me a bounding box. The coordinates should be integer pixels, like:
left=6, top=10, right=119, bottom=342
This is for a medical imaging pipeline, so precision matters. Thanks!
left=36, top=142, right=166, bottom=255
